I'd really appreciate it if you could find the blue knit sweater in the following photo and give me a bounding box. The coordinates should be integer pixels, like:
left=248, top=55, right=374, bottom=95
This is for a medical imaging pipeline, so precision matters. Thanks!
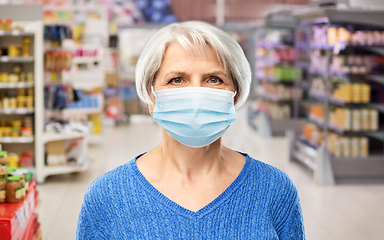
left=76, top=153, right=305, bottom=239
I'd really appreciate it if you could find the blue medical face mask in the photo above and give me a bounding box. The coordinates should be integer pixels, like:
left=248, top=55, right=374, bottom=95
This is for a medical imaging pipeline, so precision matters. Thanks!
left=152, top=87, right=236, bottom=148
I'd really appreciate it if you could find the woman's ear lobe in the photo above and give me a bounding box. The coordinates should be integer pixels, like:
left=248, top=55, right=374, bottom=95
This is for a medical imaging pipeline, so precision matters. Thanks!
left=148, top=104, right=154, bottom=116
left=234, top=93, right=239, bottom=105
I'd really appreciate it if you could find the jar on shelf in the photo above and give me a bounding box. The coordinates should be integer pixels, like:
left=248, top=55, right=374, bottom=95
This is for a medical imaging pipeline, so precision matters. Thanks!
left=0, top=150, right=7, bottom=176
left=27, top=88, right=34, bottom=96
left=23, top=37, right=30, bottom=45
left=3, top=127, right=11, bottom=137
left=12, top=120, right=22, bottom=129
left=19, top=154, right=32, bottom=167
left=20, top=73, right=26, bottom=82
left=12, top=65, right=22, bottom=74
left=2, top=98, right=10, bottom=109
left=0, top=128, right=3, bottom=137
left=0, top=72, right=8, bottom=82
left=27, top=72, right=33, bottom=83
left=21, top=127, right=32, bottom=137
left=4, top=19, right=13, bottom=31
left=17, top=88, right=26, bottom=96
left=7, top=153, right=19, bottom=168
left=18, top=175, right=25, bottom=200
left=26, top=96, right=33, bottom=108
left=11, top=128, right=19, bottom=137
left=8, top=74, right=19, bottom=83
left=0, top=19, right=5, bottom=30
left=0, top=177, right=6, bottom=203
left=24, top=117, right=33, bottom=127
left=22, top=46, right=30, bottom=57
left=6, top=176, right=21, bottom=203
left=8, top=45, right=19, bottom=57
left=9, top=98, right=17, bottom=109
left=17, top=96, right=25, bottom=108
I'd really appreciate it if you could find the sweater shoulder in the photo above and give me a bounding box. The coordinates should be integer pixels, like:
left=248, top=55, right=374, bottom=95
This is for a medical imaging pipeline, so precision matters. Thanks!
left=246, top=155, right=297, bottom=193
left=83, top=156, right=138, bottom=204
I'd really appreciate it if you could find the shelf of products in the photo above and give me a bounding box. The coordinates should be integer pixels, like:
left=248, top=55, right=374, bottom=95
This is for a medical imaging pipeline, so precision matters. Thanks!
left=0, top=14, right=42, bottom=185
left=43, top=39, right=104, bottom=146
left=42, top=132, right=87, bottom=143
left=0, top=141, right=41, bottom=239
left=0, top=82, right=34, bottom=88
left=290, top=8, right=384, bottom=185
left=249, top=26, right=304, bottom=137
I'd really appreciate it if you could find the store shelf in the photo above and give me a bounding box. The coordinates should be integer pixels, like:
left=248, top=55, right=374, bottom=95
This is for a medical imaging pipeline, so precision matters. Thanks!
left=260, top=76, right=296, bottom=84
left=291, top=149, right=317, bottom=170
left=0, top=137, right=34, bottom=143
left=309, top=69, right=348, bottom=78
left=257, top=90, right=293, bottom=103
left=0, top=30, right=34, bottom=36
left=43, top=161, right=92, bottom=176
left=0, top=82, right=34, bottom=88
left=309, top=92, right=383, bottom=111
left=308, top=115, right=381, bottom=135
left=0, top=56, right=34, bottom=62
left=299, top=135, right=321, bottom=149
left=367, top=75, right=384, bottom=86
left=42, top=132, right=87, bottom=143
left=0, top=108, right=34, bottom=114
left=331, top=155, right=384, bottom=182
left=295, top=139, right=317, bottom=158
left=366, top=132, right=384, bottom=141
left=62, top=107, right=102, bottom=115
left=292, top=6, right=384, bottom=185
left=0, top=183, right=39, bottom=240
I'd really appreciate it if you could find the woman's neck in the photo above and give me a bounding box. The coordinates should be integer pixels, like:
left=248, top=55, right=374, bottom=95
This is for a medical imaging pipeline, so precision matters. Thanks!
left=155, top=129, right=228, bottom=179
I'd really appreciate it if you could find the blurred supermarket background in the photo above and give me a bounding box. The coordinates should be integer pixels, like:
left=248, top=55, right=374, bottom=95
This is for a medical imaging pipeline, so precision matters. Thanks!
left=1, top=0, right=384, bottom=239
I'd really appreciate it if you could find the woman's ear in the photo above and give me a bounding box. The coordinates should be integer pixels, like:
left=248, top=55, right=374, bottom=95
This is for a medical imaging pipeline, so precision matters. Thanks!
left=148, top=85, right=155, bottom=115
left=148, top=104, right=154, bottom=115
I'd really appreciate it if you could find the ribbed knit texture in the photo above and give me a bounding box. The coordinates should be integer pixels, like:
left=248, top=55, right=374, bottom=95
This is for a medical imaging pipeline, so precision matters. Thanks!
left=76, top=153, right=305, bottom=239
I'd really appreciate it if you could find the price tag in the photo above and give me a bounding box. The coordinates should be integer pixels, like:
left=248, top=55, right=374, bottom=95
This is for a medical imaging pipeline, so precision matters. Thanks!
left=29, top=192, right=35, bottom=211
left=16, top=207, right=26, bottom=228
left=24, top=201, right=30, bottom=219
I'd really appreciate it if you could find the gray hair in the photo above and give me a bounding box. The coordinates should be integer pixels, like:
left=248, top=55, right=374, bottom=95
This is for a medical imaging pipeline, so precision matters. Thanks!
left=135, top=21, right=251, bottom=109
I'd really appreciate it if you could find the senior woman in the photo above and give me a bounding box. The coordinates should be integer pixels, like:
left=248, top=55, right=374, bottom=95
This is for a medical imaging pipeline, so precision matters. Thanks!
left=76, top=21, right=305, bottom=239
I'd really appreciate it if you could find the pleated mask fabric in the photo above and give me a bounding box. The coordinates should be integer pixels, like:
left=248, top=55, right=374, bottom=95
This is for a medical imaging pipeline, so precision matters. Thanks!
left=152, top=87, right=236, bottom=148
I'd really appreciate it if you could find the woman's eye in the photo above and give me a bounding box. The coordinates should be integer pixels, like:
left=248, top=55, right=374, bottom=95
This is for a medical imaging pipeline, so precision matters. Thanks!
left=169, top=77, right=183, bottom=84
left=209, top=77, right=222, bottom=84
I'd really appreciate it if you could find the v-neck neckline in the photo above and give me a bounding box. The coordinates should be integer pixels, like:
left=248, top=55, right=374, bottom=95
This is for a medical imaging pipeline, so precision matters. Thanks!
left=131, top=152, right=252, bottom=219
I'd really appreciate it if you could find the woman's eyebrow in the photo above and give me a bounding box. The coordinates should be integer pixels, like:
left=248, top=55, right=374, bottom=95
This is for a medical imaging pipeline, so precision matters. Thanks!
left=204, top=71, right=229, bottom=78
left=163, top=70, right=229, bottom=79
left=163, top=71, right=187, bottom=79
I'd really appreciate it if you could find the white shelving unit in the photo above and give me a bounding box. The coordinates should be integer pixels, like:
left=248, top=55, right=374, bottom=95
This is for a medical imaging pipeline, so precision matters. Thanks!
left=0, top=5, right=92, bottom=184
left=60, top=45, right=105, bottom=145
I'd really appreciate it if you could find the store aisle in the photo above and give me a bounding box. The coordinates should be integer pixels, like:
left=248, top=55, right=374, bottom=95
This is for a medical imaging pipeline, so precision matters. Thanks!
left=36, top=105, right=384, bottom=240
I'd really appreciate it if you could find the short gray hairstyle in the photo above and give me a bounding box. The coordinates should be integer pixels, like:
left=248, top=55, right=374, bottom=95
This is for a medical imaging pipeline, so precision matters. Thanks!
left=135, top=21, right=251, bottom=109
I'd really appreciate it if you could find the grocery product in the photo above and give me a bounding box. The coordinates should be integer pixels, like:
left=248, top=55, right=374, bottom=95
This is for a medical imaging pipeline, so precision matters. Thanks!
left=0, top=177, right=5, bottom=203
left=0, top=151, right=7, bottom=176
left=7, top=153, right=19, bottom=168
left=6, top=176, right=21, bottom=203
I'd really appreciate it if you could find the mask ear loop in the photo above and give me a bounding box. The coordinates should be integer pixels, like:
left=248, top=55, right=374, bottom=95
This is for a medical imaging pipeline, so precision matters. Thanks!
left=232, top=91, right=237, bottom=98
left=149, top=86, right=156, bottom=116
